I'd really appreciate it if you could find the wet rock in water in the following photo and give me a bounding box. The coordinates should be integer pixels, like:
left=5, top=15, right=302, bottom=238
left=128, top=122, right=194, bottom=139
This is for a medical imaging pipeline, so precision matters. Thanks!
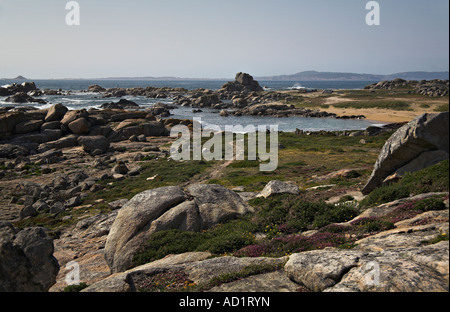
left=5, top=92, right=47, bottom=104
left=100, top=99, right=140, bottom=110
left=87, top=84, right=106, bottom=93
left=221, top=72, right=264, bottom=92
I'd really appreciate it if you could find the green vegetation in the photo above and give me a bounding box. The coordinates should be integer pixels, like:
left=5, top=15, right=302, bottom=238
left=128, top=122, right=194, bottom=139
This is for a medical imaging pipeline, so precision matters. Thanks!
left=422, top=233, right=449, bottom=245
left=249, top=194, right=358, bottom=232
left=205, top=262, right=285, bottom=289
left=332, top=100, right=411, bottom=111
left=133, top=194, right=359, bottom=266
left=132, top=217, right=257, bottom=266
left=135, top=262, right=285, bottom=292
left=435, top=103, right=449, bottom=112
left=360, top=159, right=449, bottom=208
left=208, top=131, right=390, bottom=192
left=63, top=283, right=89, bottom=292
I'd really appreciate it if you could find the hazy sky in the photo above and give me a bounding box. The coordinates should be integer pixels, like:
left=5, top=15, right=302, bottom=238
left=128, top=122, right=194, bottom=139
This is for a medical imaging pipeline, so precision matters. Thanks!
left=0, top=0, right=448, bottom=78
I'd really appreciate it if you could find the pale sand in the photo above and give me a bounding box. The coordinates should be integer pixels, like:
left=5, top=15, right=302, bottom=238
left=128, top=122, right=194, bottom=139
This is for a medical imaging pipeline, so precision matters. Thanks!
left=322, top=96, right=444, bottom=123
left=322, top=106, right=429, bottom=123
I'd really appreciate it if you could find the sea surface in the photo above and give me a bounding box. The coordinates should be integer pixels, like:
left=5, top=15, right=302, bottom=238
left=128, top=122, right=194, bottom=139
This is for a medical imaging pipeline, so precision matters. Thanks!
left=0, top=79, right=382, bottom=132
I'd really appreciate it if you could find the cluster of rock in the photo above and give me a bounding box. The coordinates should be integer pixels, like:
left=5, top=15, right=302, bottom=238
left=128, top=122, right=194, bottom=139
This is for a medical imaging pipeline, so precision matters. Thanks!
left=227, top=103, right=338, bottom=118
left=11, top=167, right=107, bottom=220
left=0, top=103, right=174, bottom=158
left=62, top=190, right=448, bottom=293
left=220, top=72, right=264, bottom=93
left=171, top=73, right=290, bottom=110
left=86, top=85, right=188, bottom=99
left=365, top=78, right=449, bottom=97
left=0, top=82, right=68, bottom=104
left=0, top=82, right=39, bottom=97
left=414, top=80, right=450, bottom=97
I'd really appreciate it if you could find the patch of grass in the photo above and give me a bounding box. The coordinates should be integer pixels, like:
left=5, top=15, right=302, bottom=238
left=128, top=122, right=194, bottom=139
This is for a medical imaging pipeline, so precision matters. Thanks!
left=234, top=232, right=351, bottom=257
left=132, top=217, right=257, bottom=266
left=422, top=232, right=449, bottom=245
left=86, top=158, right=213, bottom=206
left=435, top=103, right=449, bottom=112
left=333, top=100, right=411, bottom=111
left=205, top=262, right=285, bottom=289
left=135, top=270, right=198, bottom=292
left=382, top=196, right=448, bottom=224
left=249, top=194, right=358, bottom=232
left=360, top=159, right=449, bottom=208
left=413, top=197, right=446, bottom=212
left=63, top=283, right=89, bottom=292
left=349, top=217, right=395, bottom=233
left=228, top=160, right=260, bottom=169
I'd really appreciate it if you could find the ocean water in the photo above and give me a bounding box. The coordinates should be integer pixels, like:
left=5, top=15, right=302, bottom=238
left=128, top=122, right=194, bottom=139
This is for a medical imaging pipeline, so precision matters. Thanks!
left=0, top=79, right=380, bottom=132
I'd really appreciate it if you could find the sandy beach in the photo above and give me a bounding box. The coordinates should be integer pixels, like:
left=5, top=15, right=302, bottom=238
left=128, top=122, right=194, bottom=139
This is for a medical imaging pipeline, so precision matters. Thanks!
left=321, top=95, right=448, bottom=123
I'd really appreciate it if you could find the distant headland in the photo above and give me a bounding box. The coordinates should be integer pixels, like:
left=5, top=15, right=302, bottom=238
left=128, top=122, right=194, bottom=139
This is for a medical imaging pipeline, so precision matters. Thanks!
left=2, top=71, right=448, bottom=81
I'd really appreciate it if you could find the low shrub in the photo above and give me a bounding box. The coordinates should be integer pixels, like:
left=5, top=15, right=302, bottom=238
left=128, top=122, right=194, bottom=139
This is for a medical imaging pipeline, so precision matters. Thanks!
left=360, top=160, right=449, bottom=208
left=250, top=194, right=358, bottom=233
left=63, top=283, right=89, bottom=292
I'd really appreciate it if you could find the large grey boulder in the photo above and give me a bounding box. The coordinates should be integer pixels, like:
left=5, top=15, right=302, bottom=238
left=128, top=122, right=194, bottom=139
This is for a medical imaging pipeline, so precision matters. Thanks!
left=0, top=223, right=60, bottom=292
left=105, top=184, right=253, bottom=273
left=186, top=184, right=252, bottom=228
left=362, top=112, right=449, bottom=194
left=105, top=186, right=188, bottom=273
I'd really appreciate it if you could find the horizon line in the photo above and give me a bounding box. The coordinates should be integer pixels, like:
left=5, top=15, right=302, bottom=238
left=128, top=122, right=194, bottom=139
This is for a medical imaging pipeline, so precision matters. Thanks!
left=2, top=69, right=449, bottom=81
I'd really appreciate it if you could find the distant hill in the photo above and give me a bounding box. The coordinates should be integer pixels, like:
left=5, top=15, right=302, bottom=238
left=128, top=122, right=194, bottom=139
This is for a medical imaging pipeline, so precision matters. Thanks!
left=13, top=75, right=28, bottom=80
left=256, top=71, right=449, bottom=81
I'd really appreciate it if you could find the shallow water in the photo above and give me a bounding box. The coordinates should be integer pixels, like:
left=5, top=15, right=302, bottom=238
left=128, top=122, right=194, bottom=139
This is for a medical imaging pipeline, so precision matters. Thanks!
left=0, top=79, right=380, bottom=132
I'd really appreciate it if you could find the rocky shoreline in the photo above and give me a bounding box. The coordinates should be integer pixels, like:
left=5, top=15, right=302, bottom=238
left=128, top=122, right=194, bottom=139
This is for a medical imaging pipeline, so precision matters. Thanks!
left=0, top=75, right=448, bottom=293
left=365, top=78, right=449, bottom=97
left=1, top=73, right=368, bottom=120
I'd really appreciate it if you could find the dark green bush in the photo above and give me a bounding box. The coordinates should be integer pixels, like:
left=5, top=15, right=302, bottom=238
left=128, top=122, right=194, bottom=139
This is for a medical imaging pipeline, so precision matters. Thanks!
left=63, top=283, right=89, bottom=292
left=360, top=160, right=449, bottom=208
left=132, top=230, right=204, bottom=266
left=133, top=217, right=257, bottom=267
left=413, top=197, right=446, bottom=212
left=250, top=194, right=358, bottom=232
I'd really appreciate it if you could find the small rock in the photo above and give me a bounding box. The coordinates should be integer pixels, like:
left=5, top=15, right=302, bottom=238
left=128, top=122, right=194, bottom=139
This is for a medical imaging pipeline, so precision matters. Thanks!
left=50, top=202, right=65, bottom=214
left=19, top=205, right=37, bottom=219
left=65, top=195, right=81, bottom=208
left=111, top=162, right=129, bottom=175
left=108, top=199, right=129, bottom=210
left=257, top=180, right=300, bottom=198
